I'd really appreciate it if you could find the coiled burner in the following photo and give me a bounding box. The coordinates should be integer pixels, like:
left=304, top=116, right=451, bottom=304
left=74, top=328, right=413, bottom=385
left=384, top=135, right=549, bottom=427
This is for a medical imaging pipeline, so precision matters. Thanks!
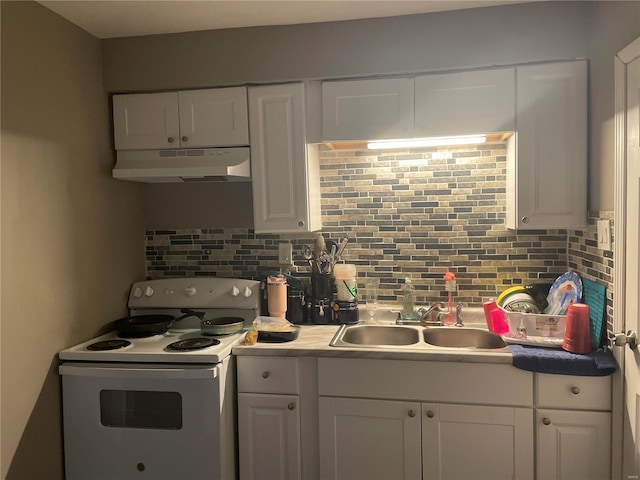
left=166, top=338, right=221, bottom=351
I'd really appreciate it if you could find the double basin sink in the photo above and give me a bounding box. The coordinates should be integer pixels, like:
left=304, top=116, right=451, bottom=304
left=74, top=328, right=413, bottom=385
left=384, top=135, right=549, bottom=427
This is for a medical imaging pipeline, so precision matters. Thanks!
left=330, top=324, right=507, bottom=350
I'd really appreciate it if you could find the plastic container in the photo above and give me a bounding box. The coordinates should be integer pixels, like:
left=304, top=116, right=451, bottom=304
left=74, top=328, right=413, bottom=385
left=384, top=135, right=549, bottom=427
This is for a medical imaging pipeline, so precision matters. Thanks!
left=333, top=264, right=358, bottom=301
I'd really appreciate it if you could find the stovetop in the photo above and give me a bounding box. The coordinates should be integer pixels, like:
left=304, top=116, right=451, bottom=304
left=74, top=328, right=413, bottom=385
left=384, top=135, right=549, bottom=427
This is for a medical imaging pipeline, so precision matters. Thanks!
left=59, top=328, right=244, bottom=363
left=59, top=277, right=260, bottom=364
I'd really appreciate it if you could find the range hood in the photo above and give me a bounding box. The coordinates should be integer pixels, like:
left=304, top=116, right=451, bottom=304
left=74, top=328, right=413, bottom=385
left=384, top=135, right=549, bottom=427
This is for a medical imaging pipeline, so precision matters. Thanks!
left=112, top=147, right=251, bottom=183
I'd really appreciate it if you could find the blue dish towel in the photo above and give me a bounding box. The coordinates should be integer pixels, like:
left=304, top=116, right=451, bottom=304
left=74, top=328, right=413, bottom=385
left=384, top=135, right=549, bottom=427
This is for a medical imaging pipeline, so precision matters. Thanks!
left=509, top=345, right=618, bottom=376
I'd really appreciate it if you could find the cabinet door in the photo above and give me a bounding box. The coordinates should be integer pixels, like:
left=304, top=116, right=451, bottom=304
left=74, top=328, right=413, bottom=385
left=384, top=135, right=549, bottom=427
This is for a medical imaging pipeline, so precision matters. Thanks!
left=537, top=409, right=611, bottom=480
left=238, top=393, right=301, bottom=480
left=414, top=68, right=515, bottom=137
left=178, top=87, right=248, bottom=147
left=422, top=403, right=533, bottom=480
left=322, top=78, right=414, bottom=141
left=509, top=60, right=587, bottom=229
left=249, top=83, right=321, bottom=233
left=113, top=92, right=179, bottom=150
left=319, top=397, right=421, bottom=480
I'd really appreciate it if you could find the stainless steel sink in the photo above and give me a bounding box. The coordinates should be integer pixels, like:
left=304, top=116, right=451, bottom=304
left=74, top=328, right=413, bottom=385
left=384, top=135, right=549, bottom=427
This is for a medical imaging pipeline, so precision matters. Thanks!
left=330, top=325, right=421, bottom=346
left=423, top=327, right=507, bottom=349
left=329, top=323, right=508, bottom=351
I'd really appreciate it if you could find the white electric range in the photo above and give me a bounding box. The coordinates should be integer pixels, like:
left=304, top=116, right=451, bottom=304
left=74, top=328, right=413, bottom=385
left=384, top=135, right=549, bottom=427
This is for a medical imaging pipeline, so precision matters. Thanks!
left=59, top=277, right=260, bottom=480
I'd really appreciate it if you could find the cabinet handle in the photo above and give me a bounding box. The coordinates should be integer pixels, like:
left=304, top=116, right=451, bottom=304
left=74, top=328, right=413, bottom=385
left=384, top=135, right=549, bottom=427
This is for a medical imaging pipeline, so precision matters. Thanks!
left=181, top=135, right=188, bottom=142
left=571, top=386, right=580, bottom=395
left=167, top=136, right=175, bottom=144
left=288, top=403, right=296, bottom=411
left=298, top=221, right=304, bottom=227
left=542, top=417, right=551, bottom=426
left=521, top=216, right=530, bottom=224
left=426, top=410, right=434, bottom=418
left=261, top=371, right=270, bottom=379
left=408, top=410, right=416, bottom=418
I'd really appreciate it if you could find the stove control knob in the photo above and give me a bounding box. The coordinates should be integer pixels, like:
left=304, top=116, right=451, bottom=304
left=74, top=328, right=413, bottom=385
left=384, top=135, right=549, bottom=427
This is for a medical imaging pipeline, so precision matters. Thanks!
left=133, top=287, right=143, bottom=298
left=231, top=285, right=241, bottom=297
left=184, top=286, right=197, bottom=297
left=243, top=286, right=253, bottom=298
left=144, top=286, right=154, bottom=297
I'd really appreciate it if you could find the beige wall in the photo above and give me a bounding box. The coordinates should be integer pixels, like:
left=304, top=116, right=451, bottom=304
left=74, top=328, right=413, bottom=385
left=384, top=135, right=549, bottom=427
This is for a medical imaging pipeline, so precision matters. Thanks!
left=0, top=2, right=146, bottom=479
left=102, top=1, right=639, bottom=225
left=587, top=1, right=640, bottom=210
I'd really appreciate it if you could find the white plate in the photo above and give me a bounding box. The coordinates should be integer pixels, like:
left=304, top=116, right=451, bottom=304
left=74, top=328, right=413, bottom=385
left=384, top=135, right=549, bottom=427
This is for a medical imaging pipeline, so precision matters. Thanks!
left=544, top=271, right=583, bottom=315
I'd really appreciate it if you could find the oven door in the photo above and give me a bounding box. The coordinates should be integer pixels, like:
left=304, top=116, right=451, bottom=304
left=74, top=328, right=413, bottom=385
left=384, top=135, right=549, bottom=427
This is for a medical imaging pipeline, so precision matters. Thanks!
left=60, top=359, right=234, bottom=480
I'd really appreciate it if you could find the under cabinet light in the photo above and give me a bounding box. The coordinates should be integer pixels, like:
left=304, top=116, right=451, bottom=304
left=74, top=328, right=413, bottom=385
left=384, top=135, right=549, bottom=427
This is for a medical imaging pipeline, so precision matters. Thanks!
left=367, top=134, right=487, bottom=150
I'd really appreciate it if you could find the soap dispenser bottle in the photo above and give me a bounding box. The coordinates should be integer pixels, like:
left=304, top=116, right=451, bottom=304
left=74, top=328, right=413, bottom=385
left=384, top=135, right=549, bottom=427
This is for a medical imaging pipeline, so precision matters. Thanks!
left=401, top=277, right=417, bottom=321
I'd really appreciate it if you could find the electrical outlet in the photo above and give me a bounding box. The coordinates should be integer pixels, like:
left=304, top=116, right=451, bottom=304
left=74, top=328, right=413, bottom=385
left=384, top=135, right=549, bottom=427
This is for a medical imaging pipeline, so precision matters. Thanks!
left=278, top=243, right=293, bottom=265
left=597, top=220, right=612, bottom=251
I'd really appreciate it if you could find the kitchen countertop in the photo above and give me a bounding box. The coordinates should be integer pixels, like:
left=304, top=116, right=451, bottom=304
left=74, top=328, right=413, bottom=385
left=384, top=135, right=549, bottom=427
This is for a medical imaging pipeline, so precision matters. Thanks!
left=232, top=322, right=514, bottom=364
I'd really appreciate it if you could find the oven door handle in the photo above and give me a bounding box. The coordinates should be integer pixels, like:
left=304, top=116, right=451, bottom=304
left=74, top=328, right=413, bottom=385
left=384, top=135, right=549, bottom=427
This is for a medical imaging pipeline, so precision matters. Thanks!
left=59, top=363, right=219, bottom=379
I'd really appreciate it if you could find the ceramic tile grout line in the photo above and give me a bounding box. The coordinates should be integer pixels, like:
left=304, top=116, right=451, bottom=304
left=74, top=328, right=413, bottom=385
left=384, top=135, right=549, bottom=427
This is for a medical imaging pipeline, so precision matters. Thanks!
left=443, top=271, right=457, bottom=325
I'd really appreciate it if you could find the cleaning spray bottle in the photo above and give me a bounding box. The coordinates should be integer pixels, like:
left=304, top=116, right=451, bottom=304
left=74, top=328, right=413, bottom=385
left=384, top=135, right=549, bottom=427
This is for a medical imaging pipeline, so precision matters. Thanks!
left=443, top=271, right=457, bottom=325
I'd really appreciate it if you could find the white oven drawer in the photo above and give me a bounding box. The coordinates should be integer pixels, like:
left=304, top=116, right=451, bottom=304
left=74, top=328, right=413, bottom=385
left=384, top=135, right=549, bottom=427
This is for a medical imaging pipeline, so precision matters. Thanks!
left=237, top=356, right=299, bottom=394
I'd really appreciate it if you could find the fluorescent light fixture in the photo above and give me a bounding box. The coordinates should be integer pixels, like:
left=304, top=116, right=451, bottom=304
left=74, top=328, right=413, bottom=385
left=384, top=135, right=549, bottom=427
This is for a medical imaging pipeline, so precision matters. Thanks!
left=367, top=134, right=487, bottom=150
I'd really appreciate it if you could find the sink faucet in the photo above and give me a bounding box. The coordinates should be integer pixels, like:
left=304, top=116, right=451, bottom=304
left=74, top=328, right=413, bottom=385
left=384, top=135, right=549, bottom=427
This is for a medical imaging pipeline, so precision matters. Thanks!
left=396, top=302, right=465, bottom=327
left=396, top=302, right=445, bottom=326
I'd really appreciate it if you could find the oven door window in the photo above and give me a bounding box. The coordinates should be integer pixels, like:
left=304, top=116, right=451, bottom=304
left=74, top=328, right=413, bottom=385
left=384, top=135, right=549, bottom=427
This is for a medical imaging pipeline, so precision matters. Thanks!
left=100, top=390, right=182, bottom=430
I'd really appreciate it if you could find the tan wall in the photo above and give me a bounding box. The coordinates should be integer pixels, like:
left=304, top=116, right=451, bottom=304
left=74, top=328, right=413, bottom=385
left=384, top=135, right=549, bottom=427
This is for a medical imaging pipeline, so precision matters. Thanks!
left=587, top=1, right=640, bottom=210
left=102, top=1, right=639, bottom=224
left=0, top=2, right=146, bottom=479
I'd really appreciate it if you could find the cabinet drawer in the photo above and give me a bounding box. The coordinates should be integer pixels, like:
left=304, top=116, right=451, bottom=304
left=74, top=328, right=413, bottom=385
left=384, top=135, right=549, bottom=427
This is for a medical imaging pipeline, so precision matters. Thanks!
left=237, top=357, right=299, bottom=394
left=318, top=358, right=533, bottom=407
left=536, top=374, right=611, bottom=410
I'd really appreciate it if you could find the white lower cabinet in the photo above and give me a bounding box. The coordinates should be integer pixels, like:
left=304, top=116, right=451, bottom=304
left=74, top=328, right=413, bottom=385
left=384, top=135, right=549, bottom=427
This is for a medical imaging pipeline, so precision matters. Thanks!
left=236, top=357, right=613, bottom=480
left=237, top=392, right=301, bottom=480
left=536, top=409, right=611, bottom=480
left=319, top=397, right=533, bottom=480
left=237, top=356, right=319, bottom=480
left=422, top=403, right=533, bottom=480
left=535, top=374, right=612, bottom=480
left=317, top=358, right=534, bottom=480
left=319, top=397, right=422, bottom=480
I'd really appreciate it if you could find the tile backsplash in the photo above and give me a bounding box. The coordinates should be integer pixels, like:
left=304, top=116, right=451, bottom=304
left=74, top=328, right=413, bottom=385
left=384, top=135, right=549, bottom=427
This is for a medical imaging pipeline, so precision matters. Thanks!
left=568, top=211, right=614, bottom=335
left=146, top=143, right=613, bottom=312
left=146, top=142, right=584, bottom=307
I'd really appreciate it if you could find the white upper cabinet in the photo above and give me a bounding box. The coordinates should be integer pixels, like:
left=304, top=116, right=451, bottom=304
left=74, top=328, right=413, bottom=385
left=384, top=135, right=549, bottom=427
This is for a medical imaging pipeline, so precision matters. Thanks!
left=113, top=86, right=248, bottom=150
left=507, top=60, right=587, bottom=230
left=113, top=92, right=180, bottom=150
left=414, top=68, right=515, bottom=137
left=177, top=88, right=248, bottom=147
left=249, top=83, right=322, bottom=233
left=322, top=78, right=414, bottom=141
